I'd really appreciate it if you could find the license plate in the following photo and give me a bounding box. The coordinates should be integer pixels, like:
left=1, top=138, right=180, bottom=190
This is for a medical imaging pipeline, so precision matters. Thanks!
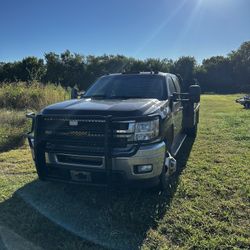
left=70, top=170, right=92, bottom=182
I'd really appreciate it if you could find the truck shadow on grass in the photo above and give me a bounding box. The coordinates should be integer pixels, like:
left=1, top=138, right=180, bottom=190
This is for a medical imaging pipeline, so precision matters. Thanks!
left=0, top=137, right=194, bottom=250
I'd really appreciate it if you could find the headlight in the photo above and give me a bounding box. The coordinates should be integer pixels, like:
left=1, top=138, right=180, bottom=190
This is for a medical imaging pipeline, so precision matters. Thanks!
left=134, top=118, right=159, bottom=141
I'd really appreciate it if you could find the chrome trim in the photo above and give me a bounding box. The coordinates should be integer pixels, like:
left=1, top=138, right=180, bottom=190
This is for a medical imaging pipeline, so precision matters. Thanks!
left=45, top=142, right=166, bottom=181
left=113, top=141, right=166, bottom=180
left=194, top=103, right=200, bottom=112
left=114, top=120, right=135, bottom=123
left=113, top=121, right=135, bottom=138
left=43, top=118, right=106, bottom=122
left=114, top=133, right=134, bottom=138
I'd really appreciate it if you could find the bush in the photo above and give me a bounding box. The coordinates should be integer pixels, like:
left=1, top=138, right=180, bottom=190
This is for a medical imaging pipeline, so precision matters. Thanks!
left=0, top=82, right=69, bottom=110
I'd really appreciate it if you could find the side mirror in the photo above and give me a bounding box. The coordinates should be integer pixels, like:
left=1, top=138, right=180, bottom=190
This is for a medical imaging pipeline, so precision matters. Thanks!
left=189, top=85, right=201, bottom=103
left=172, top=92, right=179, bottom=101
left=71, top=87, right=78, bottom=99
left=169, top=92, right=178, bottom=109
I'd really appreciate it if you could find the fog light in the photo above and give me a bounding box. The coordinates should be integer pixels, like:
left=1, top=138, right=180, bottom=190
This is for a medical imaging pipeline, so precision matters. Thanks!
left=134, top=164, right=153, bottom=174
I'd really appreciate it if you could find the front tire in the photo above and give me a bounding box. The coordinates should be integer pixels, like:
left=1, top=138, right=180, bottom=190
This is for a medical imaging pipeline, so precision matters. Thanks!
left=159, top=165, right=171, bottom=191
left=159, top=152, right=177, bottom=191
left=36, top=165, right=47, bottom=181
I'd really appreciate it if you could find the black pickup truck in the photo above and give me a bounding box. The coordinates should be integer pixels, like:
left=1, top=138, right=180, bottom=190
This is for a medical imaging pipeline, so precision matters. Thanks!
left=27, top=72, right=200, bottom=190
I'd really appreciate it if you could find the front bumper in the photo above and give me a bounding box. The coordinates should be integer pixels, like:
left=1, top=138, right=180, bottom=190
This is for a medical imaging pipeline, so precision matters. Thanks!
left=112, top=141, right=165, bottom=180
left=30, top=140, right=166, bottom=186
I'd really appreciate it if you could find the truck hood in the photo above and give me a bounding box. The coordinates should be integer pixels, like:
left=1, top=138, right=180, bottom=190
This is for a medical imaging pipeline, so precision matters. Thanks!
left=41, top=98, right=164, bottom=117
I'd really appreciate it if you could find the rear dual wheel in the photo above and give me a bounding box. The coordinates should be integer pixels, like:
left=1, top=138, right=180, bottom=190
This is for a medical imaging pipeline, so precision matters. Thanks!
left=185, top=110, right=199, bottom=138
left=185, top=123, right=198, bottom=138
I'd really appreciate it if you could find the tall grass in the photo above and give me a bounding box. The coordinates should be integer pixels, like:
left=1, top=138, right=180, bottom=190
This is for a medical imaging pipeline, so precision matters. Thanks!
left=0, top=110, right=31, bottom=152
left=0, top=82, right=69, bottom=110
left=0, top=82, right=69, bottom=151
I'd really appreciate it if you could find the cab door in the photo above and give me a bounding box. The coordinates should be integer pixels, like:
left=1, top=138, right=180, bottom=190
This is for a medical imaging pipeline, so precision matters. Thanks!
left=167, top=77, right=183, bottom=137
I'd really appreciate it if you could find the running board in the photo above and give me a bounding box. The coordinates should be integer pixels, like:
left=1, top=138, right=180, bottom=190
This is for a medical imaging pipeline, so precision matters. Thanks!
left=170, top=133, right=187, bottom=157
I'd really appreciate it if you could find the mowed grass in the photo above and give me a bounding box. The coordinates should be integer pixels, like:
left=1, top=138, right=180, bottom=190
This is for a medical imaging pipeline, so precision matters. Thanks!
left=143, top=95, right=250, bottom=249
left=0, top=94, right=249, bottom=249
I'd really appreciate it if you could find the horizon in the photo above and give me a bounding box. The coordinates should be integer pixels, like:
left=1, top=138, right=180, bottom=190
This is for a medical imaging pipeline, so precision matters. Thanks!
left=1, top=0, right=250, bottom=63
left=0, top=42, right=248, bottom=65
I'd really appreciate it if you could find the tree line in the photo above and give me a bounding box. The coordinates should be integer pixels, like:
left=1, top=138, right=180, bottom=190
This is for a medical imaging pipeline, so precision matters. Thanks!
left=0, top=41, right=249, bottom=93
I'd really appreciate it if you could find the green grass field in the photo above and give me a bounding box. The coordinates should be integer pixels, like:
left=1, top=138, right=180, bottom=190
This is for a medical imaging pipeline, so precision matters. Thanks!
left=0, top=95, right=249, bottom=249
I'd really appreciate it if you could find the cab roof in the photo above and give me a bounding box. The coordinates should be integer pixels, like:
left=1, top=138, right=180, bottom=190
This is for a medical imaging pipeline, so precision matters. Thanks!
left=107, top=71, right=176, bottom=78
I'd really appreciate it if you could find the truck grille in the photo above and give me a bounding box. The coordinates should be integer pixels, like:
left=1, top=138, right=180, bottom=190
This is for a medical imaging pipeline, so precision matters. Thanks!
left=38, top=116, right=134, bottom=156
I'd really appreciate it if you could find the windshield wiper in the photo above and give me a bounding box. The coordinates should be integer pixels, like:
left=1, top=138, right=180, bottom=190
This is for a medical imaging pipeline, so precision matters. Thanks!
left=83, top=94, right=107, bottom=99
left=108, top=96, right=146, bottom=99
left=83, top=95, right=150, bottom=99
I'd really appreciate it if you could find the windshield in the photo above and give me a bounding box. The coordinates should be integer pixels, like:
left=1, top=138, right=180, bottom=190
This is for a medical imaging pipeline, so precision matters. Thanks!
left=84, top=74, right=167, bottom=100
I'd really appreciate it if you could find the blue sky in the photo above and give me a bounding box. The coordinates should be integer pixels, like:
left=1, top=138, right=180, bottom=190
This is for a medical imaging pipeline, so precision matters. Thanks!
left=0, top=0, right=250, bottom=63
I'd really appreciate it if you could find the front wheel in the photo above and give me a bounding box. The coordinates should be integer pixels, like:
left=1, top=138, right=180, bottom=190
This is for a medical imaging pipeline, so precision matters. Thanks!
left=159, top=167, right=171, bottom=191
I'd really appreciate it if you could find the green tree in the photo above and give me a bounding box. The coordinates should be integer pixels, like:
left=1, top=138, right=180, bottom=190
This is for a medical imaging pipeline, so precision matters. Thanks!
left=1, top=41, right=250, bottom=93
left=60, top=50, right=86, bottom=88
left=172, top=56, right=196, bottom=91
left=229, top=41, right=250, bottom=91
left=44, top=52, right=63, bottom=84
left=20, top=57, right=45, bottom=82
left=198, top=56, right=233, bottom=93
